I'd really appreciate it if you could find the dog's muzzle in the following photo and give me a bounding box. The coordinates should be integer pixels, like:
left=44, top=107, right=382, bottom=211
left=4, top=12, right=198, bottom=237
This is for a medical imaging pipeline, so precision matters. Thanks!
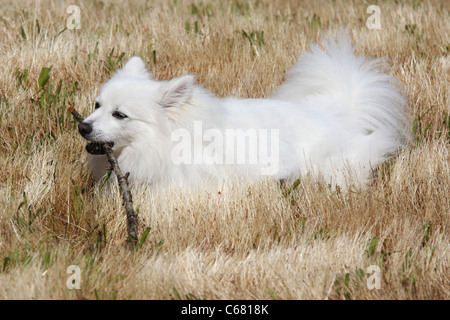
left=78, top=122, right=114, bottom=155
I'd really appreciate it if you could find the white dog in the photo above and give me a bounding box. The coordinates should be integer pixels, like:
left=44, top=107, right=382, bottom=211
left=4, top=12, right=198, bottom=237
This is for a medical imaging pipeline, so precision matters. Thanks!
left=78, top=33, right=409, bottom=189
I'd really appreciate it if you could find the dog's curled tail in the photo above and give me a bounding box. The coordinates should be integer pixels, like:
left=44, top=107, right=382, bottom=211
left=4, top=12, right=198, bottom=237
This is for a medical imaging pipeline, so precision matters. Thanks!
left=273, top=32, right=411, bottom=150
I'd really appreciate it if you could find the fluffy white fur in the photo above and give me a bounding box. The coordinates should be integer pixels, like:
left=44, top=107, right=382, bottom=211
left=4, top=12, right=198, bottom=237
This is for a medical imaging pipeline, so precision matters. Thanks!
left=80, top=33, right=410, bottom=189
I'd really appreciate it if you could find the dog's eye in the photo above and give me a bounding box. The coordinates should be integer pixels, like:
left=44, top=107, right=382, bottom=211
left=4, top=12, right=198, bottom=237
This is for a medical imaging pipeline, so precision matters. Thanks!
left=112, top=111, right=128, bottom=120
left=95, top=102, right=101, bottom=109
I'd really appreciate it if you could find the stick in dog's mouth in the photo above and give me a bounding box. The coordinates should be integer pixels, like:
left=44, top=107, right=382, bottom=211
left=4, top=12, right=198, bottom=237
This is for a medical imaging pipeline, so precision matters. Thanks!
left=68, top=104, right=140, bottom=249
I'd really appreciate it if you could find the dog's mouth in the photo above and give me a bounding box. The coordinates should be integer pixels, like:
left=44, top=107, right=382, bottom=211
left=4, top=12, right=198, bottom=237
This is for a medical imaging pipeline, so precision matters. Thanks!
left=86, top=141, right=115, bottom=155
left=77, top=123, right=115, bottom=155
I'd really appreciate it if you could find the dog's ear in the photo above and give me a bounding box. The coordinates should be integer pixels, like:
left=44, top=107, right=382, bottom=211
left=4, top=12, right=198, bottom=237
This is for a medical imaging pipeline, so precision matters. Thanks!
left=117, top=56, right=151, bottom=79
left=159, top=75, right=194, bottom=108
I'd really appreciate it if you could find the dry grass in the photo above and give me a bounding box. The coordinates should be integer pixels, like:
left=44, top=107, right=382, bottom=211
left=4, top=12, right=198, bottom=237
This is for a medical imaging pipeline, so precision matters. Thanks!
left=0, top=0, right=449, bottom=300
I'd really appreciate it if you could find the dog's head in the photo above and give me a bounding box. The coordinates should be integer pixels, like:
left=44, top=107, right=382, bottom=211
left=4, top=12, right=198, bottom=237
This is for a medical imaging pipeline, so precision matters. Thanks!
left=78, top=56, right=195, bottom=150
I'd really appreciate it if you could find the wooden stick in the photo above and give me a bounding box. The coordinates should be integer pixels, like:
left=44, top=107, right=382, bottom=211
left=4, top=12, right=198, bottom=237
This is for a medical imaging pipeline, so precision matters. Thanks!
left=68, top=104, right=139, bottom=249
left=67, top=104, right=84, bottom=123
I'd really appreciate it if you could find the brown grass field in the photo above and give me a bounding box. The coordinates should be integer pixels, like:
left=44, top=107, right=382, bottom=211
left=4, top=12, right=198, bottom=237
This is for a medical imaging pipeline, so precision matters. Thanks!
left=0, top=0, right=449, bottom=300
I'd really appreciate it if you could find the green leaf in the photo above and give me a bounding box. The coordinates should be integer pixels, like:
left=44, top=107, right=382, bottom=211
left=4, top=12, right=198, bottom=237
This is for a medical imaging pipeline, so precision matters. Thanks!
left=421, top=220, right=431, bottom=247
left=366, top=238, right=379, bottom=257
left=173, top=287, right=182, bottom=300
left=156, top=239, right=165, bottom=249
left=137, top=227, right=151, bottom=249
left=37, top=67, right=52, bottom=91
left=20, top=26, right=27, bottom=40
left=100, top=170, right=113, bottom=191
left=269, top=290, right=278, bottom=300
left=283, top=178, right=301, bottom=197
left=355, top=268, right=364, bottom=281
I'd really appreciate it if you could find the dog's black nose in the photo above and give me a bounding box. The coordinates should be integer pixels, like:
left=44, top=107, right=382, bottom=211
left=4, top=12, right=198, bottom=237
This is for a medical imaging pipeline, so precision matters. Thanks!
left=78, top=122, right=93, bottom=136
